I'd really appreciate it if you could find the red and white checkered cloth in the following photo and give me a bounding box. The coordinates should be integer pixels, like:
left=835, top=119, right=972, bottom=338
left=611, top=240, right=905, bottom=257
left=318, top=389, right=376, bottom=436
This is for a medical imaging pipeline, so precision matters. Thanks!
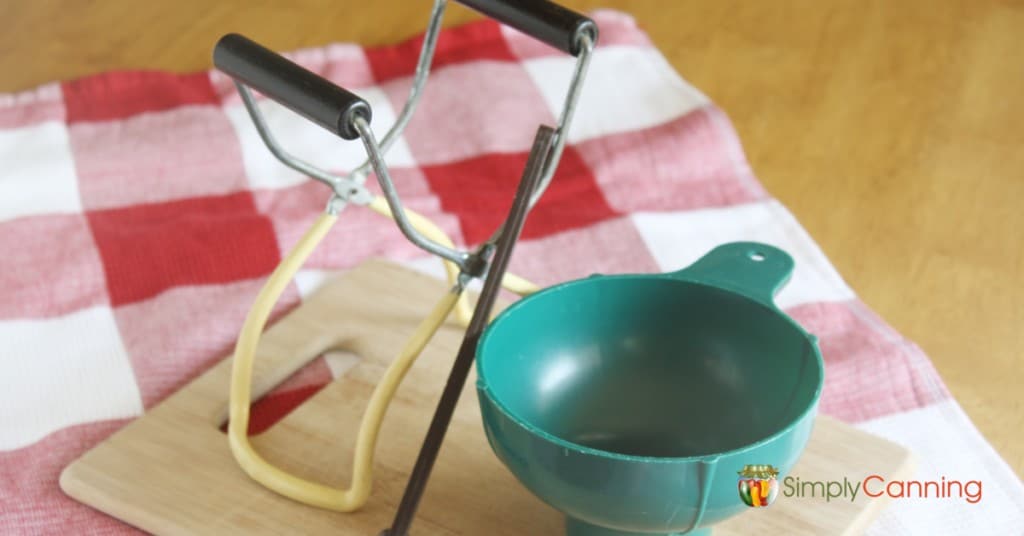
left=0, top=11, right=1020, bottom=535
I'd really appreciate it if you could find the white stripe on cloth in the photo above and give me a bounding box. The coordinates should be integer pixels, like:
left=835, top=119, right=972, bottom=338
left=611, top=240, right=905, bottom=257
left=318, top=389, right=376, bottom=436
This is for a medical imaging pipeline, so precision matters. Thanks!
left=224, top=86, right=414, bottom=192
left=859, top=399, right=1024, bottom=535
left=631, top=200, right=855, bottom=309
left=0, top=120, right=81, bottom=223
left=523, top=45, right=710, bottom=144
left=0, top=305, right=142, bottom=450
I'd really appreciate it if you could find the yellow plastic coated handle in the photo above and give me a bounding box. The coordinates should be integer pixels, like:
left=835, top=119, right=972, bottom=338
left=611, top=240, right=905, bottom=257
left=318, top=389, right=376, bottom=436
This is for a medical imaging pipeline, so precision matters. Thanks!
left=228, top=201, right=538, bottom=511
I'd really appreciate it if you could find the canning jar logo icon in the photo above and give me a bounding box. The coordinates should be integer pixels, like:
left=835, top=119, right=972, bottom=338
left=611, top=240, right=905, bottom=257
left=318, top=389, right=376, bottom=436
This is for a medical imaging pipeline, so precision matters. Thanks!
left=738, top=464, right=780, bottom=507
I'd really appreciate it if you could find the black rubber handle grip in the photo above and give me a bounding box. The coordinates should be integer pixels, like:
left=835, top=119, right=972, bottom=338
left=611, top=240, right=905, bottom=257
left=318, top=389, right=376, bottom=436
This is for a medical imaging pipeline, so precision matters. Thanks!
left=213, top=33, right=371, bottom=140
left=456, top=0, right=596, bottom=56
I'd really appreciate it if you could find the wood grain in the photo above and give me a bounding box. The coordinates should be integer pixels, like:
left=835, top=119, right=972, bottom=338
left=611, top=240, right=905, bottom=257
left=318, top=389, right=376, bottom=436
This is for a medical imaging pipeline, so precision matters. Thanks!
left=61, top=260, right=913, bottom=535
left=0, top=1, right=1019, bottom=477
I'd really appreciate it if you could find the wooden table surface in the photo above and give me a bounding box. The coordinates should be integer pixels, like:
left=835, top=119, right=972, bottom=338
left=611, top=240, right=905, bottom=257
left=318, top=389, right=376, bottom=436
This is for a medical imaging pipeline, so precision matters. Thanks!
left=2, top=1, right=1020, bottom=478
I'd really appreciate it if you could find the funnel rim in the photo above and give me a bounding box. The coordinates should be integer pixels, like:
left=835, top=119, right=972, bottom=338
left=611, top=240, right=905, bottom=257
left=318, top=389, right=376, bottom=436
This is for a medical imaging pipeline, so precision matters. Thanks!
left=476, top=273, right=825, bottom=464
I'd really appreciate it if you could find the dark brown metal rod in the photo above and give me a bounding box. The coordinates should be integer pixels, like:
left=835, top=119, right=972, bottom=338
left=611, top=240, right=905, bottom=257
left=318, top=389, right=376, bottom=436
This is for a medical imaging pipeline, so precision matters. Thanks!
left=382, top=125, right=556, bottom=536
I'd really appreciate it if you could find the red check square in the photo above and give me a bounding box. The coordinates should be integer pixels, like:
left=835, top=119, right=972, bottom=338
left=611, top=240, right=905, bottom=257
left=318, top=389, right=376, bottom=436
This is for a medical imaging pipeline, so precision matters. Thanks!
left=87, top=191, right=280, bottom=306
left=62, top=71, right=219, bottom=124
left=365, top=19, right=516, bottom=81
left=421, top=147, right=617, bottom=245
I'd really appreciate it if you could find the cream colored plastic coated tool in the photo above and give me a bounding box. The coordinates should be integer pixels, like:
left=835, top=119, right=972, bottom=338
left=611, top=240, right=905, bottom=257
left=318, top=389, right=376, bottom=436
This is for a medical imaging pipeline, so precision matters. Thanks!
left=228, top=200, right=538, bottom=511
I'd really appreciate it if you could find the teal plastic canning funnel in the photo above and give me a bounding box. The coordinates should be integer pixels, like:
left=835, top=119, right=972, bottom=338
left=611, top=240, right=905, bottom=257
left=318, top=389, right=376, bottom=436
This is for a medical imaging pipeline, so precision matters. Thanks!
left=476, top=242, right=824, bottom=536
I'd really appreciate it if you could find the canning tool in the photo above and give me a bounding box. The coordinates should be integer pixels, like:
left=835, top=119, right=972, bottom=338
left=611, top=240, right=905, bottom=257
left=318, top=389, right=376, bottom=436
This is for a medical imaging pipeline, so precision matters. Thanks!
left=60, top=260, right=914, bottom=535
left=209, top=0, right=597, bottom=525
left=58, top=2, right=914, bottom=534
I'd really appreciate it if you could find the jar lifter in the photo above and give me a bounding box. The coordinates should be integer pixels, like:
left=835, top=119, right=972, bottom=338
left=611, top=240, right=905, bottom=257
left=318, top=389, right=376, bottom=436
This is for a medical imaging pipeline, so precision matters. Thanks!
left=211, top=1, right=598, bottom=534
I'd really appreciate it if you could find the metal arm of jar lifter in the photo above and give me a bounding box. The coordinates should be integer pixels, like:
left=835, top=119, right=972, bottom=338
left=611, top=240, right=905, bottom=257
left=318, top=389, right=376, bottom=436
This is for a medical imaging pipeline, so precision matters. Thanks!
left=484, top=29, right=594, bottom=250
left=350, top=23, right=595, bottom=274
left=221, top=0, right=595, bottom=274
left=381, top=3, right=600, bottom=533
left=212, top=0, right=599, bottom=525
left=530, top=31, right=594, bottom=206
left=351, top=114, right=478, bottom=273
left=351, top=27, right=595, bottom=274
left=233, top=0, right=448, bottom=202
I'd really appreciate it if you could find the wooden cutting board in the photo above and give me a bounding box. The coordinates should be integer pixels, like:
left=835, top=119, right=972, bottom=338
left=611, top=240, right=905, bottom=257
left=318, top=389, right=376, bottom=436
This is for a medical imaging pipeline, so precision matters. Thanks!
left=61, top=260, right=914, bottom=535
